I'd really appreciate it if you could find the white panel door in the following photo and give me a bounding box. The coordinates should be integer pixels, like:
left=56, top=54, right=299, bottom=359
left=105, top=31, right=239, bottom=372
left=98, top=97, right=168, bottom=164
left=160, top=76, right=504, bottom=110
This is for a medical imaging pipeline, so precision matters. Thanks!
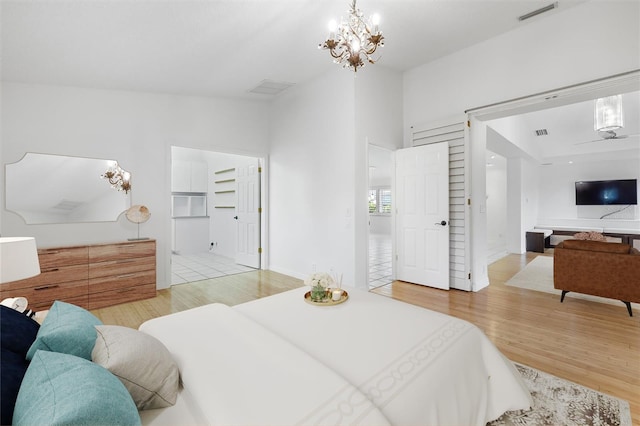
left=396, top=142, right=449, bottom=289
left=235, top=160, right=260, bottom=269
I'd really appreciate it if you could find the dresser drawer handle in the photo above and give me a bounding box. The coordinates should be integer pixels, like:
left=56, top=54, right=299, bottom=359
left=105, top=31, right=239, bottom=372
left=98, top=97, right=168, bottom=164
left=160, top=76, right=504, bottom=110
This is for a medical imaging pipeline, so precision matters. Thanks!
left=42, top=268, right=60, bottom=273
left=117, top=273, right=136, bottom=279
left=116, top=288, right=136, bottom=293
left=115, top=259, right=136, bottom=264
left=34, top=285, right=60, bottom=291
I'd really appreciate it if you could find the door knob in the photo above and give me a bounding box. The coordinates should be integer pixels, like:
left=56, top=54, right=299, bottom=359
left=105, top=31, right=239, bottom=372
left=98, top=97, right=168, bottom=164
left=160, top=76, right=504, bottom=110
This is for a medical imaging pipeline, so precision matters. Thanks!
left=233, top=216, right=238, bottom=220
left=434, top=220, right=447, bottom=226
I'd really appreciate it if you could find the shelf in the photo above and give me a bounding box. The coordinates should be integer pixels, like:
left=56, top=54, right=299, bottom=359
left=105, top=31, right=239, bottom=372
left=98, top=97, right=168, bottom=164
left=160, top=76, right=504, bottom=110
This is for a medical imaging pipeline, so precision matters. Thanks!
left=172, top=194, right=207, bottom=217
left=214, top=178, right=235, bottom=184
left=214, top=190, right=235, bottom=194
left=214, top=168, right=236, bottom=175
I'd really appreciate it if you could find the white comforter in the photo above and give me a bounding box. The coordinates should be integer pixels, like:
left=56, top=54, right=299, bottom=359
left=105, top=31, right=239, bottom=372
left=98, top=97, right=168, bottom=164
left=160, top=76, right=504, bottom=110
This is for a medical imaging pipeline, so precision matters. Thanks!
left=140, top=287, right=532, bottom=425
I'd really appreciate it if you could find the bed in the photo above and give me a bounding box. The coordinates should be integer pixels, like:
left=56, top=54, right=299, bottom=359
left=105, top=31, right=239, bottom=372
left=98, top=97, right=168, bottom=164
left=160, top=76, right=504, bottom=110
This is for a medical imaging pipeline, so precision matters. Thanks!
left=139, top=287, right=532, bottom=425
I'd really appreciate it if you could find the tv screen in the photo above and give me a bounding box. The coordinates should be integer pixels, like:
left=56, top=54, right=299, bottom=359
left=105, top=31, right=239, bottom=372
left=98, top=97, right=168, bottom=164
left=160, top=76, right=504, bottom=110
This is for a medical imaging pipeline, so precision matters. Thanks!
left=575, top=179, right=638, bottom=205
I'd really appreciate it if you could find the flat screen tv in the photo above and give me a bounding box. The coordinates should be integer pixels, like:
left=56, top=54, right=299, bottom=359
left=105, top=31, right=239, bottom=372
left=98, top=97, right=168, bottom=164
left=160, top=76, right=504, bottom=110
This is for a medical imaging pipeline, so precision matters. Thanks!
left=575, top=179, right=638, bottom=205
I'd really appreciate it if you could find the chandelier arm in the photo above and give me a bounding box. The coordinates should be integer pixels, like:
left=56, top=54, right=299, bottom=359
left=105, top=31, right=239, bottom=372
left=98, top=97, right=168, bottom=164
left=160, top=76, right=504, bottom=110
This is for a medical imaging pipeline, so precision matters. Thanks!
left=329, top=45, right=346, bottom=60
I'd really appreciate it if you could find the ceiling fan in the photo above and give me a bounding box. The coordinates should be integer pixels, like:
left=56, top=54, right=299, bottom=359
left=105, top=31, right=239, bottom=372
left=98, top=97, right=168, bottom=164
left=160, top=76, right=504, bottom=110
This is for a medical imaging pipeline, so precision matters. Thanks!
left=574, top=130, right=640, bottom=145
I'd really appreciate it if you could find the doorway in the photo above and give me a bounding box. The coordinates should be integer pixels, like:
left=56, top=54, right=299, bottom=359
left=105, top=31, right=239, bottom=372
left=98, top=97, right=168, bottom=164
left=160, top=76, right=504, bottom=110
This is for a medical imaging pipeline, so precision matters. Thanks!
left=368, top=145, right=393, bottom=289
left=170, top=146, right=264, bottom=285
left=468, top=72, right=640, bottom=287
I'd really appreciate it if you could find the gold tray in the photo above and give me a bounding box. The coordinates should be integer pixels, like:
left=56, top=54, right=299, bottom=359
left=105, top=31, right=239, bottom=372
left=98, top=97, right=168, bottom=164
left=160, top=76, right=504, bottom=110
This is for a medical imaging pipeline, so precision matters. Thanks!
left=304, top=289, right=348, bottom=306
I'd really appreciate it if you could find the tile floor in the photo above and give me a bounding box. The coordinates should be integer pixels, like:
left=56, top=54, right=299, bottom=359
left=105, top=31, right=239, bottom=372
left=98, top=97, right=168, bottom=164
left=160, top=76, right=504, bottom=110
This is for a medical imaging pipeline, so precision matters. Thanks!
left=172, top=235, right=392, bottom=288
left=171, top=251, right=256, bottom=285
left=369, top=233, right=393, bottom=289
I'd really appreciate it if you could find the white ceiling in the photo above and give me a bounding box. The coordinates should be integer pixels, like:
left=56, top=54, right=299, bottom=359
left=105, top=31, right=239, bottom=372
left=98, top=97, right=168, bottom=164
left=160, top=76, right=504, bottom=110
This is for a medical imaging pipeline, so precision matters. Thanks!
left=1, top=0, right=588, bottom=100
left=487, top=90, right=640, bottom=164
left=3, top=0, right=636, bottom=166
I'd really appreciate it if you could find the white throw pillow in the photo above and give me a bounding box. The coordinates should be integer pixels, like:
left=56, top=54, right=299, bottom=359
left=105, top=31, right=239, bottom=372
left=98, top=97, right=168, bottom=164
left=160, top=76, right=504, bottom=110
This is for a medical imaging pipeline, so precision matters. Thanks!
left=92, top=325, right=180, bottom=410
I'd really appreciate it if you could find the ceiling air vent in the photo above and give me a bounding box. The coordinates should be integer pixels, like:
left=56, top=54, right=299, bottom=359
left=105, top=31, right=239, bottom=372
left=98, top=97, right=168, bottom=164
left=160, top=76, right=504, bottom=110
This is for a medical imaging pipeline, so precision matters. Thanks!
left=248, top=80, right=295, bottom=96
left=535, top=129, right=549, bottom=136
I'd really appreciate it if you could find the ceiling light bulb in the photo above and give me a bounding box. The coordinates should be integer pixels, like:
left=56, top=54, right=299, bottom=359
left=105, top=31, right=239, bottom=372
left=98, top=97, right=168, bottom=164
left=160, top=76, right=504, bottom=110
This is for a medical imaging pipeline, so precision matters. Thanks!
left=352, top=38, right=360, bottom=52
left=371, top=13, right=380, bottom=25
left=328, top=19, right=338, bottom=33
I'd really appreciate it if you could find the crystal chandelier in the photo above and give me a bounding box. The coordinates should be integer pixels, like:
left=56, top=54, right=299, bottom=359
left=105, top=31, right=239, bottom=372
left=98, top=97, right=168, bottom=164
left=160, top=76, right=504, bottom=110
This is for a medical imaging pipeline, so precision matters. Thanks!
left=318, top=0, right=384, bottom=72
left=101, top=162, right=131, bottom=194
left=594, top=95, right=624, bottom=133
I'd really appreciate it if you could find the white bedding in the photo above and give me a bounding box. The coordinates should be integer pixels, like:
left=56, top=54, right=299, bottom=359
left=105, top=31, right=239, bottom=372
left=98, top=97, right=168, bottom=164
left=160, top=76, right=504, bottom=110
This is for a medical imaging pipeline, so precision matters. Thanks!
left=140, top=287, right=532, bottom=425
left=139, top=302, right=390, bottom=426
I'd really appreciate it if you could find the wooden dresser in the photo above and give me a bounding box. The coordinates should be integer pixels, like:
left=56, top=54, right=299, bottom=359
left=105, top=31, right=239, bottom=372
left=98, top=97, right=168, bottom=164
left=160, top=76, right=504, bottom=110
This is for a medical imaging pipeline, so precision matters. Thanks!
left=0, top=240, right=156, bottom=311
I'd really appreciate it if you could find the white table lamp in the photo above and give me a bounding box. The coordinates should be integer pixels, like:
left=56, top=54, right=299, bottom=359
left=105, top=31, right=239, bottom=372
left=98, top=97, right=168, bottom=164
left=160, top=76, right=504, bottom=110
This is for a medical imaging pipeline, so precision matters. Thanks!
left=0, top=237, right=41, bottom=283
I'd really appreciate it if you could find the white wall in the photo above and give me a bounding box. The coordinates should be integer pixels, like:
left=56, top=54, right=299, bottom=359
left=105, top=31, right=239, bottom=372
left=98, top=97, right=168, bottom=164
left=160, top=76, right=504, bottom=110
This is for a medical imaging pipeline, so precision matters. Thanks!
left=268, top=70, right=357, bottom=285
left=521, top=158, right=540, bottom=248
left=486, top=154, right=507, bottom=257
left=538, top=157, right=640, bottom=230
left=369, top=215, right=392, bottom=235
left=1, top=82, right=269, bottom=289
left=268, top=65, right=403, bottom=288
left=404, top=2, right=640, bottom=131
left=404, top=1, right=640, bottom=288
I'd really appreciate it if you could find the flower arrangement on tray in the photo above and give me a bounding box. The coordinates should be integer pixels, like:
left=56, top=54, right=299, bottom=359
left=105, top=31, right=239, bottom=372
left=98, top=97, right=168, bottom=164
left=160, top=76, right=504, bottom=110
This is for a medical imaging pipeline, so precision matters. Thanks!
left=304, top=272, right=334, bottom=302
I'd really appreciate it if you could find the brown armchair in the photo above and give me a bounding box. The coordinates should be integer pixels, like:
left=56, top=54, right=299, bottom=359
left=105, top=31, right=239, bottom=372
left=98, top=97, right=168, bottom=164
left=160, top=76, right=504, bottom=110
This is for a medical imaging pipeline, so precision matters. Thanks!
left=553, top=239, right=640, bottom=316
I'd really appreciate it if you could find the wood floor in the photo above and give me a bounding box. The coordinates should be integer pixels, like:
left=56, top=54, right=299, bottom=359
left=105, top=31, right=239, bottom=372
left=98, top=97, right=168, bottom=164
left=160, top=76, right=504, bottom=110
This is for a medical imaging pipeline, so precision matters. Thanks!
left=92, top=253, right=640, bottom=425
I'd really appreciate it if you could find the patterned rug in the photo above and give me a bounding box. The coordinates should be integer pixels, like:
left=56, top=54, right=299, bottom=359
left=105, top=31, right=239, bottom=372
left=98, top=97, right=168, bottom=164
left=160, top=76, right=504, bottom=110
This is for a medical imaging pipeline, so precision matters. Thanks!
left=489, top=363, right=631, bottom=426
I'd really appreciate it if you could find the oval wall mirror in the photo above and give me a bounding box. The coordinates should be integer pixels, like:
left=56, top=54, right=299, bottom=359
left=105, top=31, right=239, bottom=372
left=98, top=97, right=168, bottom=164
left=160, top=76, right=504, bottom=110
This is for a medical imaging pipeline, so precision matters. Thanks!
left=5, top=153, right=131, bottom=224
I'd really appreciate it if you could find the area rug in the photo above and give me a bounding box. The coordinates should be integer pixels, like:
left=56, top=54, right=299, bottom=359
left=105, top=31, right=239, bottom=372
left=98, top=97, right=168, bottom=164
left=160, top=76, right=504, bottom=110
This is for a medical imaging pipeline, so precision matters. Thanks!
left=504, top=256, right=640, bottom=310
left=489, top=363, right=631, bottom=426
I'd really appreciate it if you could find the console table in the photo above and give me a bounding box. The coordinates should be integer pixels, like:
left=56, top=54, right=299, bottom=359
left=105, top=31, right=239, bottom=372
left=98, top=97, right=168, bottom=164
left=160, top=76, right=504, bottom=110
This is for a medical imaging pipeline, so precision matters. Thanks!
left=526, top=230, right=552, bottom=253
left=0, top=240, right=156, bottom=311
left=527, top=227, right=640, bottom=252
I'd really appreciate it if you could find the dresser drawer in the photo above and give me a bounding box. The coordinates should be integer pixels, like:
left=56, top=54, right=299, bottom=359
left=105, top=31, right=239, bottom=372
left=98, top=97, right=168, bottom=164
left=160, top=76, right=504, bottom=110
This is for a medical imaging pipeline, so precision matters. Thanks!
left=89, top=257, right=155, bottom=279
left=30, top=295, right=90, bottom=311
left=1, top=279, right=88, bottom=311
left=89, top=269, right=156, bottom=293
left=38, top=246, right=88, bottom=269
left=89, top=241, right=156, bottom=262
left=88, top=283, right=156, bottom=310
left=1, top=264, right=88, bottom=292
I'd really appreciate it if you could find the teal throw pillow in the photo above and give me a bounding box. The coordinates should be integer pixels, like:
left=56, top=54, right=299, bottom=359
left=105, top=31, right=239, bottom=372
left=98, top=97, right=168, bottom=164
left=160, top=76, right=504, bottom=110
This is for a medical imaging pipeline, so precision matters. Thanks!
left=26, top=300, right=102, bottom=361
left=13, top=350, right=140, bottom=426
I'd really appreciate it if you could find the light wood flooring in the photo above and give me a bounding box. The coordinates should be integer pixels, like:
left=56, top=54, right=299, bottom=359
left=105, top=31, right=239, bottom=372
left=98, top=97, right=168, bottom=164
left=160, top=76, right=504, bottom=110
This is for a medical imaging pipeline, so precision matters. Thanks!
left=92, top=253, right=640, bottom=425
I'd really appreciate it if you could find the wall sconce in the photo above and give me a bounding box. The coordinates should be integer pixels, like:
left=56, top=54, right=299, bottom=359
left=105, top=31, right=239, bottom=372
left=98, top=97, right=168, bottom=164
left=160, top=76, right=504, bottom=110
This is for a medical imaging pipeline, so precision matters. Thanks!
left=101, top=162, right=131, bottom=194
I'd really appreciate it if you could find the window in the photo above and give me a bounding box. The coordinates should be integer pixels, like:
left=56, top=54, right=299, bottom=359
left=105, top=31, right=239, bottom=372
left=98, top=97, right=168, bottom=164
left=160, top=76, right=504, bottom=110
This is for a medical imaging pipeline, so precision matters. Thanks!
left=369, top=188, right=391, bottom=214
left=368, top=189, right=378, bottom=213
left=379, top=189, right=392, bottom=213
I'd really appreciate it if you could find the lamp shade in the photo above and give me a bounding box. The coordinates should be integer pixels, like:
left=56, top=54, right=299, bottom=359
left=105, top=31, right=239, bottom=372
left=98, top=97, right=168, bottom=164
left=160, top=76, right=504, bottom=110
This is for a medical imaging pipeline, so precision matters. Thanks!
left=0, top=237, right=41, bottom=283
